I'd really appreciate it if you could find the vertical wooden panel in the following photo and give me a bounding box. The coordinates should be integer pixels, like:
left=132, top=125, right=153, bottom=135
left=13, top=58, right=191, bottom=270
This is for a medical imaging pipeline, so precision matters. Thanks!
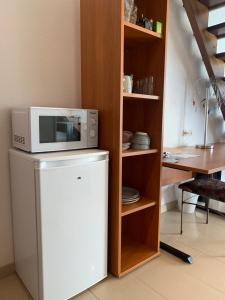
left=81, top=0, right=123, bottom=276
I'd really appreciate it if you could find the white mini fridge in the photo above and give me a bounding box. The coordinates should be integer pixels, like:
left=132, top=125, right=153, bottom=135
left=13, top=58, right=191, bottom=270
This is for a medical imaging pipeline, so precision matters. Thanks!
left=9, top=149, right=109, bottom=300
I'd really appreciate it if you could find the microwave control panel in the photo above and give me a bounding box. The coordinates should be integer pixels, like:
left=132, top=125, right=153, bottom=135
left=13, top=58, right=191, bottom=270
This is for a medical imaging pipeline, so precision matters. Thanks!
left=87, top=110, right=98, bottom=147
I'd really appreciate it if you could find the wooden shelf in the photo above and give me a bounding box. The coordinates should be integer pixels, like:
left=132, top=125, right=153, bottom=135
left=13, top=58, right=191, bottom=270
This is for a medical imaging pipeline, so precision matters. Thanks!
left=122, top=197, right=156, bottom=217
left=123, top=92, right=159, bottom=101
left=121, top=240, right=159, bottom=275
left=122, top=149, right=158, bottom=158
left=124, top=21, right=162, bottom=44
left=81, top=0, right=168, bottom=277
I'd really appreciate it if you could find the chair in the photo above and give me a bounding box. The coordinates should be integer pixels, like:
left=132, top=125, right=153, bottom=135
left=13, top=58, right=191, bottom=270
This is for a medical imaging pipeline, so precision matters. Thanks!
left=179, top=178, right=225, bottom=234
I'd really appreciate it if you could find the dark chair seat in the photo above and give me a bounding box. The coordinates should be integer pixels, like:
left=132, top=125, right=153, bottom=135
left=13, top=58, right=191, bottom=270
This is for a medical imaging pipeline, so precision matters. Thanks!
left=179, top=179, right=225, bottom=203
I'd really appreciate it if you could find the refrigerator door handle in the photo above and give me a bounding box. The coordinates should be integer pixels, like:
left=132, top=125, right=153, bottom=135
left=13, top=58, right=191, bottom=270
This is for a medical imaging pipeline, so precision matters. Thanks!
left=35, top=155, right=109, bottom=170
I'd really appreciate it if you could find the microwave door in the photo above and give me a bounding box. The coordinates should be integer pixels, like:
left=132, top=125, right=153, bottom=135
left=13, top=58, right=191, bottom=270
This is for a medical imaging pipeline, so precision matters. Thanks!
left=39, top=116, right=57, bottom=144
left=32, top=111, right=88, bottom=152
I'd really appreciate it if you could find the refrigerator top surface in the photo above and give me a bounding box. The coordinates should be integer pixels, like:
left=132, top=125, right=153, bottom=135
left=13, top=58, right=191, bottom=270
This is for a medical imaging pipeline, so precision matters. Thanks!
left=9, top=148, right=109, bottom=163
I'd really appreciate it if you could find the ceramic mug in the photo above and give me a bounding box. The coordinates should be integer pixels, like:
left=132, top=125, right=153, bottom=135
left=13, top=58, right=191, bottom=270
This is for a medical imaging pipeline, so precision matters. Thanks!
left=123, top=75, right=133, bottom=93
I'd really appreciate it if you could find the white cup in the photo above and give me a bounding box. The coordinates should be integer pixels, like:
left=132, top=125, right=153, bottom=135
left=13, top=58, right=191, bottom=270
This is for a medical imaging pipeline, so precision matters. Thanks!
left=123, top=75, right=133, bottom=93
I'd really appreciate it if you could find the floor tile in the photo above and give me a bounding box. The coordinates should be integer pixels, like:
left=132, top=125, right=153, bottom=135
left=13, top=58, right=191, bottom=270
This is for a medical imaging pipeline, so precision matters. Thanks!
left=0, top=274, right=31, bottom=300
left=72, top=290, right=98, bottom=300
left=90, top=274, right=166, bottom=300
left=1, top=209, right=225, bottom=300
left=183, top=255, right=225, bottom=294
left=161, top=209, right=225, bottom=258
left=133, top=253, right=225, bottom=300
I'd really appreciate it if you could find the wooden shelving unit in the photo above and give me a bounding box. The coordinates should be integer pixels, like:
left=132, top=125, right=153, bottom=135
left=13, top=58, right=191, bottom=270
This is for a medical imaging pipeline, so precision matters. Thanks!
left=122, top=197, right=156, bottom=217
left=124, top=21, right=162, bottom=43
left=121, top=206, right=160, bottom=275
left=123, top=92, right=159, bottom=100
left=122, top=148, right=158, bottom=157
left=81, top=0, right=168, bottom=277
left=121, top=242, right=158, bottom=275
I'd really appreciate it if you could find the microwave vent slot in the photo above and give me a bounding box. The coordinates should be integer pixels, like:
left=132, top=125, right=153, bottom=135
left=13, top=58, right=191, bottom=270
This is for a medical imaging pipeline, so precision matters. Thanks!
left=14, top=135, right=25, bottom=145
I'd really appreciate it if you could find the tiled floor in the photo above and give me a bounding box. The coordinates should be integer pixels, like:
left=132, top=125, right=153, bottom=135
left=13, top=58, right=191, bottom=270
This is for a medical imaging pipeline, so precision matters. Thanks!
left=1, top=209, right=225, bottom=300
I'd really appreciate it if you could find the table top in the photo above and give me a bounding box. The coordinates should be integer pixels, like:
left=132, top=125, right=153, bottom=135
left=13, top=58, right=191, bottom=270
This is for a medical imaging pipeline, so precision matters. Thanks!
left=163, top=144, right=225, bottom=174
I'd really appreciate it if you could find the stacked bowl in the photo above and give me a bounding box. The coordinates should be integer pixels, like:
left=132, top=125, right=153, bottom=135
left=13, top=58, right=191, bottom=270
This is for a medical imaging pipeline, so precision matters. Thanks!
left=122, top=130, right=133, bottom=151
left=131, top=132, right=150, bottom=150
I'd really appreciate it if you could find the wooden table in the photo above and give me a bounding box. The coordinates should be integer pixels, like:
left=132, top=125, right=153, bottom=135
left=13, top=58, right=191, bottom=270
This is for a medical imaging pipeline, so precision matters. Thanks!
left=163, top=144, right=225, bottom=175
left=162, top=167, right=193, bottom=186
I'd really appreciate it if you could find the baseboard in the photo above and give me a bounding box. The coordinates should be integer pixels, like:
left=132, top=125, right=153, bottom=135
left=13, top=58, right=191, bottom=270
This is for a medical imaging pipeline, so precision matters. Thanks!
left=161, top=200, right=177, bottom=214
left=0, top=263, right=15, bottom=279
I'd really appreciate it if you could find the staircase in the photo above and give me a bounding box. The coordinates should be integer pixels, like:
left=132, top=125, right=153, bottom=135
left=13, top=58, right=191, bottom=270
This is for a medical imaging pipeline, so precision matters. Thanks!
left=183, top=0, right=225, bottom=118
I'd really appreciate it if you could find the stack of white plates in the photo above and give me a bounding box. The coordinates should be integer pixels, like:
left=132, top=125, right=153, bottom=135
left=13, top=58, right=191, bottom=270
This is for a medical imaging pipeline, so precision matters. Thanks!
left=122, top=186, right=140, bottom=205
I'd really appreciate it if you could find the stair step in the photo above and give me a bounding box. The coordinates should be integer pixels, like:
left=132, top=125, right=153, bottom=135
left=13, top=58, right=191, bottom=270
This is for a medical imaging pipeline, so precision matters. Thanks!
left=199, top=0, right=225, bottom=9
left=215, top=52, right=225, bottom=61
left=208, top=22, right=225, bottom=39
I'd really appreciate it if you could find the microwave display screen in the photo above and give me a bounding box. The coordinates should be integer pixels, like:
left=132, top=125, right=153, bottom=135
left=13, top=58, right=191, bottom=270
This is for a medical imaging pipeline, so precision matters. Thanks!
left=39, top=116, right=81, bottom=143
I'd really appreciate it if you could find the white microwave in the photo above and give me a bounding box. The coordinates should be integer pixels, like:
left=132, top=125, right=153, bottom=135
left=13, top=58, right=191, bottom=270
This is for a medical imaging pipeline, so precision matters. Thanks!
left=12, top=107, right=98, bottom=153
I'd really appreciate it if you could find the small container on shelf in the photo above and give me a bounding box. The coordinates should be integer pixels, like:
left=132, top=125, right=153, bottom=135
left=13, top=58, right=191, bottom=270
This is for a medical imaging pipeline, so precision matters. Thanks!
left=123, top=130, right=134, bottom=143
left=123, top=75, right=133, bottom=93
left=124, top=0, right=133, bottom=22
left=124, top=0, right=137, bottom=24
left=131, top=132, right=151, bottom=150
left=133, top=77, right=154, bottom=95
left=122, top=130, right=134, bottom=151
left=153, top=21, right=163, bottom=35
left=137, top=15, right=153, bottom=31
left=122, top=143, right=131, bottom=151
left=130, top=5, right=138, bottom=24
left=146, top=19, right=154, bottom=31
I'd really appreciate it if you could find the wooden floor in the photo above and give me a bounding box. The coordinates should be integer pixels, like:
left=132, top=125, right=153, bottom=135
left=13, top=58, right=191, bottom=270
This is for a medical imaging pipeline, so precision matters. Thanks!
left=1, top=209, right=225, bottom=300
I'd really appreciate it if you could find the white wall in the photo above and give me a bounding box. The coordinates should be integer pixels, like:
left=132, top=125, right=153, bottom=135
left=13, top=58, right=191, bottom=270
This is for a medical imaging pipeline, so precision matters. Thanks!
left=164, top=0, right=224, bottom=148
left=0, top=0, right=81, bottom=267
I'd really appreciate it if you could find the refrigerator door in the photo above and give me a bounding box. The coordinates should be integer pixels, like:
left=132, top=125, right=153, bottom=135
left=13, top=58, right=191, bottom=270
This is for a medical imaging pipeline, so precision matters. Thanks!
left=35, top=157, right=108, bottom=300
